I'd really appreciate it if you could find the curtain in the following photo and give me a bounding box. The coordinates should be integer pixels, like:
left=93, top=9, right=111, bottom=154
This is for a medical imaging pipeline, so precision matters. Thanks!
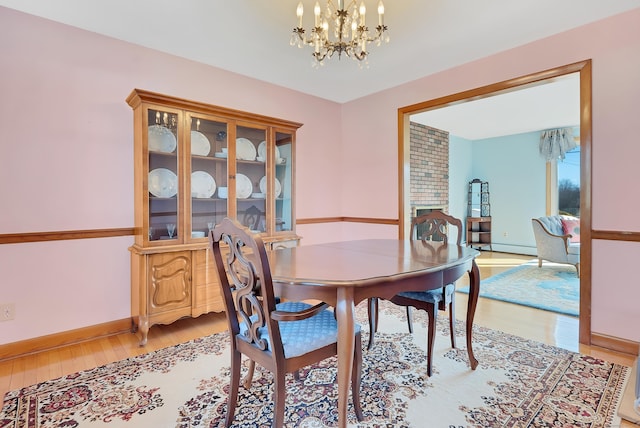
left=539, top=128, right=577, bottom=162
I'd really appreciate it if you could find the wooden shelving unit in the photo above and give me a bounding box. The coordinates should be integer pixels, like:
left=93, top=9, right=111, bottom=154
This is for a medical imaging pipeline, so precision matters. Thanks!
left=467, top=179, right=492, bottom=250
left=466, top=217, right=492, bottom=250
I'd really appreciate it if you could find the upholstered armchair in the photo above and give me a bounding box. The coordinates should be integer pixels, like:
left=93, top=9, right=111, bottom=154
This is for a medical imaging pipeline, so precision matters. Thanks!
left=531, top=215, right=580, bottom=277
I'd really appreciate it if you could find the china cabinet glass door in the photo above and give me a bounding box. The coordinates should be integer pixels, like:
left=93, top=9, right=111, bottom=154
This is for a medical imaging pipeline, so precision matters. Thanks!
left=147, top=107, right=180, bottom=242
left=275, top=130, right=294, bottom=233
left=188, top=113, right=229, bottom=240
left=235, top=124, right=267, bottom=232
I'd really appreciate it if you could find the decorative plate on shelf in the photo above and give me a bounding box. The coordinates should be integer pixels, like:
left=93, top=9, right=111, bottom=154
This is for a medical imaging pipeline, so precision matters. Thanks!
left=148, top=168, right=178, bottom=198
left=236, top=173, right=253, bottom=199
left=236, top=138, right=257, bottom=160
left=260, top=176, right=282, bottom=198
left=257, top=141, right=280, bottom=162
left=191, top=171, right=216, bottom=198
left=191, top=131, right=211, bottom=156
left=148, top=125, right=176, bottom=153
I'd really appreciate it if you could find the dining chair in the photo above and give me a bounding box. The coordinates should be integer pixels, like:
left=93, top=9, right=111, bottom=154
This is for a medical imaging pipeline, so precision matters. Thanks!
left=367, top=211, right=462, bottom=376
left=210, top=217, right=364, bottom=427
left=242, top=204, right=264, bottom=231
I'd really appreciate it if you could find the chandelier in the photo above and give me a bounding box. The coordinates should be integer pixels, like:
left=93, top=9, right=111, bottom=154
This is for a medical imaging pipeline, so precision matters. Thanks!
left=290, top=0, right=389, bottom=66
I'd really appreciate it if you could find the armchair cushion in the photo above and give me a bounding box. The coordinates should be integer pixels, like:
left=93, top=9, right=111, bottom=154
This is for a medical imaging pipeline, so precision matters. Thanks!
left=561, top=218, right=581, bottom=243
left=536, top=215, right=566, bottom=236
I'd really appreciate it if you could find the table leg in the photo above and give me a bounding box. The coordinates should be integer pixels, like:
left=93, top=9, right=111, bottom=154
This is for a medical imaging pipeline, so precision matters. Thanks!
left=335, top=287, right=355, bottom=428
left=466, top=260, right=480, bottom=370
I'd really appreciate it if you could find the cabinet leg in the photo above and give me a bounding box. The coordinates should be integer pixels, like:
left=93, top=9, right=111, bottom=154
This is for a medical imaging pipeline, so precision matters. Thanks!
left=138, top=315, right=149, bottom=347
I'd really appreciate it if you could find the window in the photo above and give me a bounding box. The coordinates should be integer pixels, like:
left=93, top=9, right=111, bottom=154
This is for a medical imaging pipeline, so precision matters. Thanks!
left=557, top=146, right=580, bottom=217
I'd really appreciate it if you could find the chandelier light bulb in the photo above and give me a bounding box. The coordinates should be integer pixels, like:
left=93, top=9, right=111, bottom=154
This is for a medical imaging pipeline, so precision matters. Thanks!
left=314, top=2, right=321, bottom=27
left=296, top=2, right=304, bottom=27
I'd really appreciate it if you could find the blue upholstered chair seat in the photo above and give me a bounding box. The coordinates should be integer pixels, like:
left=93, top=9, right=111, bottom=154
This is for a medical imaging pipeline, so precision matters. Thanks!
left=240, top=301, right=361, bottom=358
left=396, top=283, right=455, bottom=304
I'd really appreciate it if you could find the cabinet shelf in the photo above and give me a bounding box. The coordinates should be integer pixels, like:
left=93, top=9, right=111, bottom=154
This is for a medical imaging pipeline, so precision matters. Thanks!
left=182, top=197, right=285, bottom=202
left=190, top=154, right=226, bottom=162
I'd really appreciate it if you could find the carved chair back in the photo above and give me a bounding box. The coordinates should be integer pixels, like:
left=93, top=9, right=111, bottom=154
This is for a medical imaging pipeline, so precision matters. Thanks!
left=410, top=211, right=463, bottom=245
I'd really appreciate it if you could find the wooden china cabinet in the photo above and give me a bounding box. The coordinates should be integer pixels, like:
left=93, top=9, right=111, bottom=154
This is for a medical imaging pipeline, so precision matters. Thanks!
left=127, top=89, right=302, bottom=345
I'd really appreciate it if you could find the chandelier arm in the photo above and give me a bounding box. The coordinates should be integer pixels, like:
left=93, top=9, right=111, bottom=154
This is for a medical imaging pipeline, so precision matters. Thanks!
left=365, top=25, right=388, bottom=42
left=353, top=51, right=368, bottom=61
left=293, top=28, right=313, bottom=46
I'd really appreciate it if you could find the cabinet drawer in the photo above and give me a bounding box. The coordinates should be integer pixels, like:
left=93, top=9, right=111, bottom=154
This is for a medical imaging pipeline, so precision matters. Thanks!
left=270, top=238, right=300, bottom=250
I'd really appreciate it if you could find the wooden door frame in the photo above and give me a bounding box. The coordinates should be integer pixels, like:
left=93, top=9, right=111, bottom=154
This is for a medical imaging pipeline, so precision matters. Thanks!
left=397, top=60, right=592, bottom=344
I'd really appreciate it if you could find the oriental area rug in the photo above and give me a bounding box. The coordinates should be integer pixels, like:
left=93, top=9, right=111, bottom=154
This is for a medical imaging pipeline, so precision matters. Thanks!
left=457, top=261, right=580, bottom=316
left=1, top=301, right=627, bottom=427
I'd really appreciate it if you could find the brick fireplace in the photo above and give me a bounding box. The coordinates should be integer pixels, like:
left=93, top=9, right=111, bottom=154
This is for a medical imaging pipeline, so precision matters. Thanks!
left=409, top=122, right=449, bottom=214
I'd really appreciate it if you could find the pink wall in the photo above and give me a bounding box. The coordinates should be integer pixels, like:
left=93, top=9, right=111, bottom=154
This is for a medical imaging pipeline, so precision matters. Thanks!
left=0, top=7, right=343, bottom=234
left=0, top=7, right=343, bottom=343
left=2, top=6, right=640, bottom=344
left=0, top=238, right=131, bottom=341
left=340, top=9, right=640, bottom=340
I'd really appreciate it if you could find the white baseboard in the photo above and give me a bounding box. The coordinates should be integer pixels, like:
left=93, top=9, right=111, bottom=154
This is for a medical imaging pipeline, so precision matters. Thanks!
left=486, top=244, right=537, bottom=256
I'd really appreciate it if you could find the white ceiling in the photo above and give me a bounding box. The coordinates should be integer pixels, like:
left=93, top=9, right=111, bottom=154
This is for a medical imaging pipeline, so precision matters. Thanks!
left=2, top=1, right=639, bottom=138
left=411, top=73, right=580, bottom=140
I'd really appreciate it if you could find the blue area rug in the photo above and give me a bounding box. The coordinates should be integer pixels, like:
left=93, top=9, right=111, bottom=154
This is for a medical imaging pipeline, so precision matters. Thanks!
left=457, top=261, right=579, bottom=316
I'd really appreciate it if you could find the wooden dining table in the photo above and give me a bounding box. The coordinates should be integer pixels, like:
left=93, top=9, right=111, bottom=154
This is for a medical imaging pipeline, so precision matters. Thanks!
left=268, top=238, right=481, bottom=428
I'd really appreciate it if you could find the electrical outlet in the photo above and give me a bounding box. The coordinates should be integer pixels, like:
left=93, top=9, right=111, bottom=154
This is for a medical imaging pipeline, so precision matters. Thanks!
left=503, top=232, right=508, bottom=237
left=0, top=303, right=15, bottom=321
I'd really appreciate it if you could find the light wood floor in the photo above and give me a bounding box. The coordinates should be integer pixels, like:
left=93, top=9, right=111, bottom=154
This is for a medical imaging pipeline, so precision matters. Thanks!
left=1, top=251, right=636, bottom=425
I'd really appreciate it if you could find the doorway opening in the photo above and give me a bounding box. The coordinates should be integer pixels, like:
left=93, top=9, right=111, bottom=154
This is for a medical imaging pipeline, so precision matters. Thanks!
left=397, top=60, right=592, bottom=344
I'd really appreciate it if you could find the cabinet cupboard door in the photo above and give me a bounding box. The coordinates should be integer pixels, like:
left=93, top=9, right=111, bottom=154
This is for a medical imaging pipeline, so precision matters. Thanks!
left=148, top=252, right=191, bottom=315
left=191, top=248, right=224, bottom=316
